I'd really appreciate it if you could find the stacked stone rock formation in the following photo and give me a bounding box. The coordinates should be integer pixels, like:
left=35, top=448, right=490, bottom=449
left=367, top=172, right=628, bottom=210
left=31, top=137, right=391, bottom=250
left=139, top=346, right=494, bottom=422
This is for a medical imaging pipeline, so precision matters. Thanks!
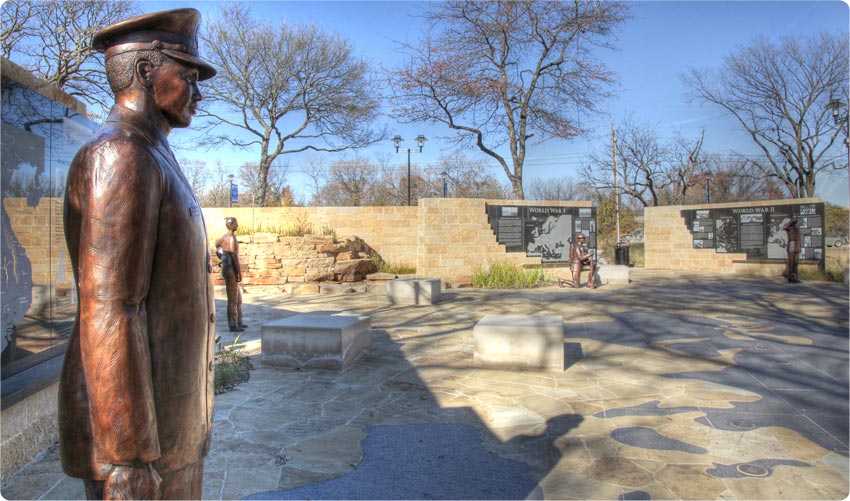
left=211, top=234, right=377, bottom=292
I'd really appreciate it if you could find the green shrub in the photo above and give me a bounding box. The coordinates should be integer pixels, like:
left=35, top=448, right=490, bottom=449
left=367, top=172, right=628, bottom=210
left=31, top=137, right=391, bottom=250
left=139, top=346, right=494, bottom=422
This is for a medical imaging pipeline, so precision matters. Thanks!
left=372, top=255, right=416, bottom=275
left=214, top=337, right=253, bottom=394
left=472, top=262, right=549, bottom=288
left=627, top=243, right=645, bottom=268
left=234, top=214, right=332, bottom=238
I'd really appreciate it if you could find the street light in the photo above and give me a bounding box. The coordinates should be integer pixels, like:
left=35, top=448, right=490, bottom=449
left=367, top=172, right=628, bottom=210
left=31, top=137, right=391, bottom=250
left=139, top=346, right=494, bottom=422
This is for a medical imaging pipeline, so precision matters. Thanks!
left=825, top=96, right=849, bottom=204
left=826, top=97, right=848, bottom=141
left=393, top=134, right=426, bottom=206
left=704, top=171, right=712, bottom=204
left=441, top=170, right=448, bottom=198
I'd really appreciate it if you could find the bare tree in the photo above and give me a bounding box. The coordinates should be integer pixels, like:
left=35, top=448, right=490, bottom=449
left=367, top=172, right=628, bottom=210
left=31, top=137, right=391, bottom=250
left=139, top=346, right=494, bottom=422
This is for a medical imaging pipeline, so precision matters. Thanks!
left=526, top=176, right=591, bottom=201
left=370, top=154, right=415, bottom=206
left=236, top=162, right=294, bottom=207
left=389, top=0, right=629, bottom=199
left=698, top=154, right=785, bottom=204
left=665, top=130, right=705, bottom=205
left=582, top=119, right=713, bottom=207
left=198, top=3, right=384, bottom=206
left=304, top=155, right=328, bottom=206
left=682, top=32, right=849, bottom=198
left=179, top=158, right=209, bottom=196
left=319, top=157, right=379, bottom=207
left=3, top=0, right=138, bottom=114
left=1, top=0, right=42, bottom=59
left=435, top=154, right=510, bottom=199
left=196, top=162, right=234, bottom=208
left=583, top=119, right=672, bottom=207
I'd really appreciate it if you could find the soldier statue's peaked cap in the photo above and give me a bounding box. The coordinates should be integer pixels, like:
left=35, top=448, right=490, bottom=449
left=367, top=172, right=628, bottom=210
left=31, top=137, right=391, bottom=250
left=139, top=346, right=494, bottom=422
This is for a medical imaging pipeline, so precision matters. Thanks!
left=92, top=8, right=216, bottom=81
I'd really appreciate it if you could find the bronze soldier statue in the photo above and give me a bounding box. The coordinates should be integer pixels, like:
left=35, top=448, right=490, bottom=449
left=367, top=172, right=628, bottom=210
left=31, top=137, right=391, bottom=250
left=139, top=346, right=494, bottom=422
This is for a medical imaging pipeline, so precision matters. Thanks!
left=216, top=217, right=246, bottom=332
left=569, top=233, right=596, bottom=289
left=783, top=213, right=801, bottom=283
left=60, top=9, right=217, bottom=500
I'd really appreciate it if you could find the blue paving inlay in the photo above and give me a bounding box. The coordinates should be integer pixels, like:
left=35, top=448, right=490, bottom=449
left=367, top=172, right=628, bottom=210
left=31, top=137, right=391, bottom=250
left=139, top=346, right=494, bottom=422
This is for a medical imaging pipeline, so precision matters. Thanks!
left=244, top=424, right=543, bottom=500
left=580, top=307, right=848, bottom=456
left=706, top=459, right=810, bottom=478
left=620, top=491, right=651, bottom=500
left=611, top=426, right=707, bottom=454
left=595, top=400, right=700, bottom=418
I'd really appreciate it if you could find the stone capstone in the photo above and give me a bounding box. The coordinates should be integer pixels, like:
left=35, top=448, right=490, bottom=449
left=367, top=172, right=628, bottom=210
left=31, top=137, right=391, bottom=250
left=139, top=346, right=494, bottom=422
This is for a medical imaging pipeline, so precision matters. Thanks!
left=473, top=314, right=564, bottom=370
left=387, top=278, right=441, bottom=305
left=261, top=313, right=371, bottom=370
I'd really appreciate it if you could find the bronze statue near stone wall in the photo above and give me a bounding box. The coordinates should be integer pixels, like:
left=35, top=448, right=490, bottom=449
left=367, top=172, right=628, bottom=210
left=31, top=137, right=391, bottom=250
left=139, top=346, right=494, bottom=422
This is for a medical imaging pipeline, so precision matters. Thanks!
left=569, top=233, right=596, bottom=289
left=557, top=233, right=596, bottom=289
left=216, top=217, right=246, bottom=332
left=783, top=214, right=801, bottom=283
left=59, top=9, right=218, bottom=500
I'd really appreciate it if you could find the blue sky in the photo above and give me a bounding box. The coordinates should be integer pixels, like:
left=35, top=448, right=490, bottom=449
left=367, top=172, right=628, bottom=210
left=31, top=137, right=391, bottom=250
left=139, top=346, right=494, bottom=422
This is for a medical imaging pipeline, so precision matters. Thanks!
left=151, top=0, right=850, bottom=205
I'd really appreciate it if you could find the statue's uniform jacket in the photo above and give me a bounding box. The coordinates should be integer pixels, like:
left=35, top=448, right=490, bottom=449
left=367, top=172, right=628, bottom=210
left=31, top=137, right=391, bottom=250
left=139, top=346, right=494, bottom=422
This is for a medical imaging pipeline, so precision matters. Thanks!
left=60, top=104, right=215, bottom=480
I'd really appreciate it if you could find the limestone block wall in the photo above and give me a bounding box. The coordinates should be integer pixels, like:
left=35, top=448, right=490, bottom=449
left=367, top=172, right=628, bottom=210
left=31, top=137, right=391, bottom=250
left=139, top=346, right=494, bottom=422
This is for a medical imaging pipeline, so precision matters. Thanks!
left=417, top=198, right=592, bottom=282
left=203, top=206, right=419, bottom=267
left=212, top=234, right=377, bottom=292
left=205, top=199, right=592, bottom=283
left=1, top=383, right=58, bottom=483
left=644, top=198, right=821, bottom=273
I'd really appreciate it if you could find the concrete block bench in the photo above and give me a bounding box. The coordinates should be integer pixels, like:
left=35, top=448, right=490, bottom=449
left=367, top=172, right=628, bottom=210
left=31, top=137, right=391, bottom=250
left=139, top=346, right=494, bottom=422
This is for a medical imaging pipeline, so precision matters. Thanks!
left=598, top=264, right=629, bottom=284
left=474, top=315, right=564, bottom=370
left=387, top=278, right=441, bottom=305
left=262, top=314, right=371, bottom=370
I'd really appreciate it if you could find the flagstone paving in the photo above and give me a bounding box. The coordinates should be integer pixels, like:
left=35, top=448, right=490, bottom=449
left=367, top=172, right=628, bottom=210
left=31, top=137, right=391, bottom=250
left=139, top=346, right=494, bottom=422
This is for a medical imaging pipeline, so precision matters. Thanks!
left=1, top=269, right=847, bottom=500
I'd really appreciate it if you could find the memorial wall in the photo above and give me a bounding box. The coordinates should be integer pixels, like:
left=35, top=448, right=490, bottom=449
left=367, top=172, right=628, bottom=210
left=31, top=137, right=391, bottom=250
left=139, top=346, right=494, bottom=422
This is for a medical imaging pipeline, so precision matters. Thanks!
left=204, top=199, right=593, bottom=284
left=486, top=204, right=597, bottom=263
left=681, top=202, right=825, bottom=263
left=644, top=198, right=825, bottom=274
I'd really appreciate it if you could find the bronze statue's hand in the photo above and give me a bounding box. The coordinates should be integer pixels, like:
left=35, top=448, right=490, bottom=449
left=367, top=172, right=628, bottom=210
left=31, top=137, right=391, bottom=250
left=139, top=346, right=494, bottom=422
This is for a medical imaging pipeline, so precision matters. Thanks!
left=103, top=464, right=161, bottom=500
left=207, top=263, right=213, bottom=273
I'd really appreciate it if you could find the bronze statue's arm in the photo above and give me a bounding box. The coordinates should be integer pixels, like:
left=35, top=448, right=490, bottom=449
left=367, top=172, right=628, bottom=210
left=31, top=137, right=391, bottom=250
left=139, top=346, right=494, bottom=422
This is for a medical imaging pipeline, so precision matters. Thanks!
left=232, top=237, right=242, bottom=281
left=572, top=243, right=594, bottom=262
left=782, top=215, right=798, bottom=231
left=76, top=143, right=162, bottom=468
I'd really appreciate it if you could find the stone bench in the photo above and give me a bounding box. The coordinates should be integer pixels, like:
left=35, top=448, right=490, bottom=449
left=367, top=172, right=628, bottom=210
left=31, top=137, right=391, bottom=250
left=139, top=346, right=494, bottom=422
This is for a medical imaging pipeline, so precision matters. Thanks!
left=262, top=314, right=371, bottom=370
left=598, top=264, right=629, bottom=284
left=473, top=315, right=564, bottom=370
left=387, top=278, right=441, bottom=305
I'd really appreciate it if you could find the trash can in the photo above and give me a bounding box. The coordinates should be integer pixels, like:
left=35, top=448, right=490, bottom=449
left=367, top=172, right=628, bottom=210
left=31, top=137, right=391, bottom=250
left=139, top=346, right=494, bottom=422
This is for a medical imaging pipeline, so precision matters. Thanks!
left=615, top=243, right=630, bottom=266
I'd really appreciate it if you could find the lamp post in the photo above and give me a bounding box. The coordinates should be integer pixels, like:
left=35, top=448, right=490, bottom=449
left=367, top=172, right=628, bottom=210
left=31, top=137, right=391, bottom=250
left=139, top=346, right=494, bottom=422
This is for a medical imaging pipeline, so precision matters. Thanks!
left=704, top=171, right=712, bottom=204
left=826, top=96, right=849, bottom=203
left=393, top=134, right=426, bottom=206
left=441, top=170, right=448, bottom=198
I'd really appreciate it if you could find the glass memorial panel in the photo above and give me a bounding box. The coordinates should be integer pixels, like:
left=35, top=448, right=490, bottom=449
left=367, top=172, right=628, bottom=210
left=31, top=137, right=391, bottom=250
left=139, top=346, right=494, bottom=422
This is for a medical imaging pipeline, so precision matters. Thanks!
left=1, top=73, right=99, bottom=379
left=486, top=204, right=597, bottom=263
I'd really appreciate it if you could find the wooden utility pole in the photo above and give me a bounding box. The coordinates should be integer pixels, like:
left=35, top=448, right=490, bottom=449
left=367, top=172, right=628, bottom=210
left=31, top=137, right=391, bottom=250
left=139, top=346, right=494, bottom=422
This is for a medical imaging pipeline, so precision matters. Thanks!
left=611, top=123, right=620, bottom=243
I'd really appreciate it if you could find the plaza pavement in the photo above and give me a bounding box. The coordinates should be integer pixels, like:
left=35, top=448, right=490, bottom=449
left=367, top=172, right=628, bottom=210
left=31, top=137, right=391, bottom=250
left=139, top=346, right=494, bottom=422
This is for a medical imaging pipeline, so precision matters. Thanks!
left=2, top=269, right=848, bottom=500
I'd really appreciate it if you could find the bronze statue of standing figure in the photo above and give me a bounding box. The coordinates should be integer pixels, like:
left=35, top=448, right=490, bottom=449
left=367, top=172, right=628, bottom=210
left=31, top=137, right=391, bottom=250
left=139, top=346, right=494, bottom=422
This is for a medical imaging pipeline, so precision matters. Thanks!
left=783, top=213, right=801, bottom=283
left=60, top=9, right=217, bottom=500
left=216, top=217, right=246, bottom=332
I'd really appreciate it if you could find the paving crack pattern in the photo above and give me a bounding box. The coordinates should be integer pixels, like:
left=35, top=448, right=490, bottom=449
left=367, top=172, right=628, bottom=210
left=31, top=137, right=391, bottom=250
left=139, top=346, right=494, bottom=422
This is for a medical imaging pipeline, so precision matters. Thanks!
left=1, top=270, right=847, bottom=500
